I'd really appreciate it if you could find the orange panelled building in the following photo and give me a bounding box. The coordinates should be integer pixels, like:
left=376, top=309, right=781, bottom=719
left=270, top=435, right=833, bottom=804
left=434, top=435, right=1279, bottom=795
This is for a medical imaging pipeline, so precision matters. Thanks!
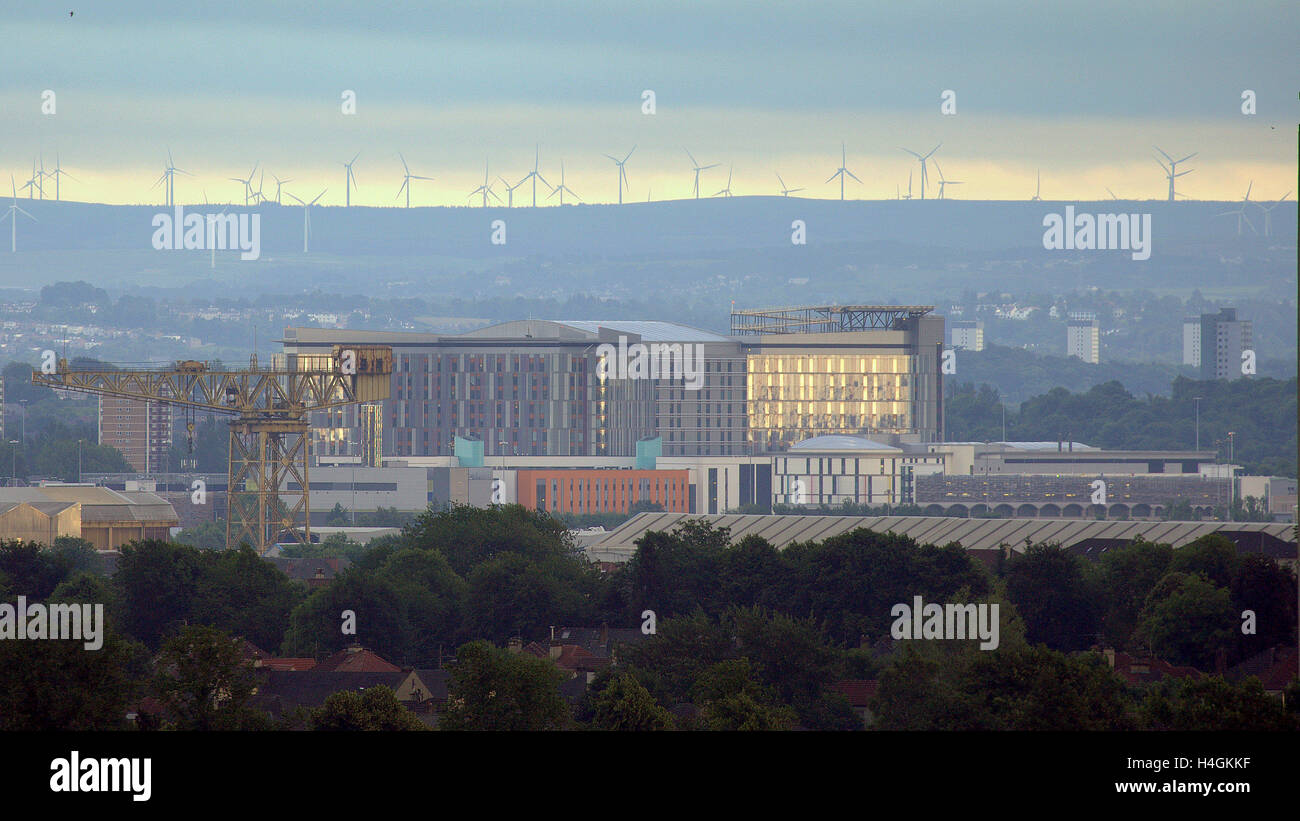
left=517, top=469, right=691, bottom=515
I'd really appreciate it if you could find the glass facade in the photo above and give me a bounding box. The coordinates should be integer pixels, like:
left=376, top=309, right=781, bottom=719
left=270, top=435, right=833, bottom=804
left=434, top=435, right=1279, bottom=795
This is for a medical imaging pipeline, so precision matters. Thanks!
left=747, top=353, right=916, bottom=450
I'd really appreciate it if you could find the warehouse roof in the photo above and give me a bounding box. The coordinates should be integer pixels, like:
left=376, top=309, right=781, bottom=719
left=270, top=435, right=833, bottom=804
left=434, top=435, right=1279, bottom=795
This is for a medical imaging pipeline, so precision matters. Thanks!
left=584, top=512, right=1296, bottom=563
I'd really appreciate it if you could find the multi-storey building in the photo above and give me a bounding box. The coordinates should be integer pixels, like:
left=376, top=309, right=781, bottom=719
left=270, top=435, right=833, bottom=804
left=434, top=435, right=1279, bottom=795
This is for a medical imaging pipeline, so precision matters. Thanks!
left=1182, top=317, right=1201, bottom=367
left=950, top=319, right=985, bottom=351
left=1066, top=313, right=1099, bottom=363
left=1199, top=308, right=1252, bottom=380
left=280, top=305, right=947, bottom=462
left=98, top=396, right=172, bottom=474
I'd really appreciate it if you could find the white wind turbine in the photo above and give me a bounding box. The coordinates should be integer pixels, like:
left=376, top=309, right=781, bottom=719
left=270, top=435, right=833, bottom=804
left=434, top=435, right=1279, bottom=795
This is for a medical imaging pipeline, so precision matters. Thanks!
left=547, top=160, right=580, bottom=205
left=517, top=145, right=552, bottom=207
left=341, top=152, right=360, bottom=207
left=686, top=148, right=719, bottom=199
left=48, top=154, right=77, bottom=201
left=396, top=153, right=433, bottom=208
left=284, top=189, right=326, bottom=252
left=153, top=149, right=191, bottom=207
left=228, top=163, right=258, bottom=207
left=1031, top=170, right=1041, bottom=201
left=713, top=165, right=735, bottom=197
left=776, top=173, right=804, bottom=197
left=826, top=142, right=861, bottom=201
left=1256, top=191, right=1291, bottom=237
left=603, top=146, right=634, bottom=204
left=18, top=158, right=41, bottom=199
left=468, top=162, right=502, bottom=207
left=1154, top=147, right=1196, bottom=202
left=1215, top=182, right=1257, bottom=236
left=2, top=176, right=37, bottom=252
left=271, top=174, right=292, bottom=205
left=499, top=176, right=523, bottom=207
left=202, top=191, right=225, bottom=269
left=900, top=142, right=940, bottom=200
left=933, top=160, right=963, bottom=200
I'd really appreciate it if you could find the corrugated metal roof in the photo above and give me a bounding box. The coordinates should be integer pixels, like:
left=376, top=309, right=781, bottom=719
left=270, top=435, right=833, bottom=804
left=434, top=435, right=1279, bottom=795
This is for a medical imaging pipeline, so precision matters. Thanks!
left=554, top=320, right=730, bottom=342
left=586, top=513, right=1297, bottom=560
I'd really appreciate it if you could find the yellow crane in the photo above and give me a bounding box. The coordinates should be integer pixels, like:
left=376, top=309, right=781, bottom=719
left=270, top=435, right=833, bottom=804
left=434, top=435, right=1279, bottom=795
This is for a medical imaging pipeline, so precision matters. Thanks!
left=33, top=346, right=392, bottom=554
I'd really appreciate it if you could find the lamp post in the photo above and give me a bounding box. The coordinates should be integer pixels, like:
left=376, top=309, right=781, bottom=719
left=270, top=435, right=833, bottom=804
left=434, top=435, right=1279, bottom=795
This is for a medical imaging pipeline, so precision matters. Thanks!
left=8, top=439, right=17, bottom=486
left=1227, top=431, right=1236, bottom=520
left=78, top=438, right=83, bottom=483
left=1192, top=396, right=1202, bottom=451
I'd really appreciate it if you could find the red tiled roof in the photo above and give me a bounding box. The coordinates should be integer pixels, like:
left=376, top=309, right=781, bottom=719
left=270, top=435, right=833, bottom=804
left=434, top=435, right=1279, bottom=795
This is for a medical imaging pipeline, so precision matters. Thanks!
left=258, top=658, right=318, bottom=671
left=522, top=641, right=549, bottom=658
left=834, top=680, right=878, bottom=707
left=1229, top=646, right=1299, bottom=691
left=314, top=646, right=400, bottom=673
left=554, top=644, right=611, bottom=672
left=1110, top=651, right=1201, bottom=684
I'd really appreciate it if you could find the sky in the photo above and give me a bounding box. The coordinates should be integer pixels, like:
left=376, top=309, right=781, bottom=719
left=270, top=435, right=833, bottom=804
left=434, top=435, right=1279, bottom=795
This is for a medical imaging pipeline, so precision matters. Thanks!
left=2, top=1, right=1297, bottom=206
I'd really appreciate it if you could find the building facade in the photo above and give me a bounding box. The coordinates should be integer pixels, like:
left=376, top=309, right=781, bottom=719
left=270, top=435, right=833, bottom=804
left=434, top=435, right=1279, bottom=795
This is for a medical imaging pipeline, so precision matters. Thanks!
left=98, top=396, right=172, bottom=474
left=1066, top=314, right=1099, bottom=363
left=1199, top=308, right=1252, bottom=380
left=950, top=319, right=985, bottom=351
left=1182, top=317, right=1201, bottom=367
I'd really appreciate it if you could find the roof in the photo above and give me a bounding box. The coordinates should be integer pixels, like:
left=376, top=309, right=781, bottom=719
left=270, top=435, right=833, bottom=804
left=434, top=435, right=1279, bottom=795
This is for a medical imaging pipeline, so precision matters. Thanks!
left=1226, top=646, right=1299, bottom=691
left=266, top=556, right=352, bottom=582
left=833, top=680, right=879, bottom=707
left=314, top=646, right=401, bottom=673
left=258, top=658, right=318, bottom=672
left=0, top=486, right=178, bottom=525
left=790, top=435, right=900, bottom=451
left=252, top=671, right=411, bottom=716
left=551, top=320, right=729, bottom=343
left=584, top=513, right=1298, bottom=562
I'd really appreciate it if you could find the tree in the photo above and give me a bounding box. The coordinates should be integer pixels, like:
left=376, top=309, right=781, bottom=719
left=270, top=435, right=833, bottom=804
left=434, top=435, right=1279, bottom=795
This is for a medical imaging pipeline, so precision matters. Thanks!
left=1136, top=572, right=1234, bottom=669
left=150, top=625, right=267, bottom=730
left=440, top=640, right=569, bottom=730
left=282, top=567, right=409, bottom=662
left=114, top=540, right=206, bottom=647
left=1168, top=533, right=1238, bottom=588
left=0, top=631, right=142, bottom=731
left=591, top=672, right=675, bottom=731
left=465, top=552, right=595, bottom=644
left=692, top=659, right=795, bottom=731
left=404, top=503, right=577, bottom=577
left=1228, top=554, right=1297, bottom=663
left=1140, top=676, right=1295, bottom=731
left=1089, top=539, right=1173, bottom=649
left=173, top=519, right=228, bottom=551
left=326, top=503, right=350, bottom=526
left=1004, top=543, right=1100, bottom=651
left=191, top=545, right=305, bottom=652
left=310, top=685, right=427, bottom=731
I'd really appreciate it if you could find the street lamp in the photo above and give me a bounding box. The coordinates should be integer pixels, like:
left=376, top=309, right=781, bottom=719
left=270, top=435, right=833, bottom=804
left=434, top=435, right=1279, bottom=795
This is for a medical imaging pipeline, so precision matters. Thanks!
left=8, top=439, right=17, bottom=486
left=78, top=439, right=83, bottom=483
left=1192, top=396, right=1202, bottom=451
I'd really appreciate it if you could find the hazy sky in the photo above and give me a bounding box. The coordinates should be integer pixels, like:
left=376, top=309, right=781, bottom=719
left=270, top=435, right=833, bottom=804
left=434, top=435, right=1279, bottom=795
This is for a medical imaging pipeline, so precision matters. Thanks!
left=3, top=1, right=1296, bottom=206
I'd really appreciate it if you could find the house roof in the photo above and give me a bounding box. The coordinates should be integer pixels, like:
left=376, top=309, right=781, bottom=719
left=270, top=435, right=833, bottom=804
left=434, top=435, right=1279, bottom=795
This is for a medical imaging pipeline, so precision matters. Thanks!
left=258, top=658, right=318, bottom=672
left=1227, top=646, right=1299, bottom=691
left=1108, top=651, right=1201, bottom=684
left=253, top=671, right=411, bottom=716
left=833, top=680, right=879, bottom=707
left=314, top=646, right=401, bottom=673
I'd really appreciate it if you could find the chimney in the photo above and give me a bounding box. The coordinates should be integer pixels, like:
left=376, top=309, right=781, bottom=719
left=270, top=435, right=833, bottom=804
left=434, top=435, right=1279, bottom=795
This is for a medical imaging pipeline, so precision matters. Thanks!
left=506, top=637, right=522, bottom=655
left=549, top=641, right=562, bottom=660
left=1103, top=648, right=1115, bottom=668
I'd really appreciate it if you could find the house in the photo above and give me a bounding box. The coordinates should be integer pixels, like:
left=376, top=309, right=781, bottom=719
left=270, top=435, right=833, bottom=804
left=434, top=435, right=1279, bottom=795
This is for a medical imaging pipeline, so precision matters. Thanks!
left=1226, top=645, right=1299, bottom=695
left=833, top=680, right=879, bottom=726
left=314, top=644, right=401, bottom=673
left=252, top=669, right=446, bottom=724
left=265, top=556, right=351, bottom=589
left=1099, top=648, right=1201, bottom=684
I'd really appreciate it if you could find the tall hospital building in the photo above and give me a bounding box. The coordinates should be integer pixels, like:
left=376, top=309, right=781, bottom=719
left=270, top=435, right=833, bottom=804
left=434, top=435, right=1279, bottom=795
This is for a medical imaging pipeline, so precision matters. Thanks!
left=278, top=305, right=946, bottom=462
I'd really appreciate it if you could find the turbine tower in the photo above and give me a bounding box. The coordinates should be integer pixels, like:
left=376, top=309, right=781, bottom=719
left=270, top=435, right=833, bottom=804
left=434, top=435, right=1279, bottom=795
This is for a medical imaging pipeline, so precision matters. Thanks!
left=902, top=170, right=912, bottom=200
left=396, top=152, right=433, bottom=208
left=776, top=173, right=804, bottom=197
left=499, top=176, right=523, bottom=207
left=48, top=154, right=77, bottom=201
left=1031, top=170, right=1041, bottom=201
left=518, top=145, right=552, bottom=207
left=228, top=163, right=258, bottom=207
left=933, top=161, right=963, bottom=200
left=284, top=189, right=326, bottom=252
left=1215, top=182, right=1257, bottom=236
left=547, top=160, right=580, bottom=205
left=686, top=148, right=719, bottom=199
left=1256, top=191, right=1291, bottom=237
left=713, top=166, right=734, bottom=197
left=468, top=162, right=501, bottom=207
left=900, top=143, right=940, bottom=200
left=153, top=149, right=191, bottom=207
left=18, top=159, right=41, bottom=199
left=603, top=146, right=634, bottom=204
left=826, top=142, right=861, bottom=201
left=1154, top=147, right=1196, bottom=202
left=2, top=176, right=37, bottom=252
left=341, top=152, right=360, bottom=207
left=271, top=174, right=292, bottom=206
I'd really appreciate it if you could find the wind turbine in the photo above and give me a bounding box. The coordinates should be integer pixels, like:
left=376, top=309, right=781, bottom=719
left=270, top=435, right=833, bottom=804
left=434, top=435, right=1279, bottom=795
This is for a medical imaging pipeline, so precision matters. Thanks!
left=228, top=163, right=258, bottom=207
left=713, top=166, right=735, bottom=197
left=1031, top=170, right=1041, bottom=201
left=271, top=174, right=292, bottom=205
left=900, top=143, right=940, bottom=200
left=202, top=191, right=225, bottom=269
left=1, top=176, right=37, bottom=252
left=776, top=173, right=804, bottom=197
left=603, top=146, right=634, bottom=204
left=1154, top=147, right=1196, bottom=202
left=1106, top=187, right=1119, bottom=200
left=547, top=160, right=580, bottom=205
left=686, top=149, right=719, bottom=199
left=341, top=152, right=360, bottom=207
left=1256, top=191, right=1291, bottom=237
left=18, top=159, right=41, bottom=199
left=902, top=170, right=912, bottom=200
left=1215, top=182, right=1257, bottom=236
left=153, top=149, right=191, bottom=207
left=468, top=162, right=501, bottom=207
left=284, top=189, right=326, bottom=252
left=48, top=154, right=77, bottom=201
left=933, top=160, right=963, bottom=200
left=498, top=176, right=523, bottom=207
left=396, top=152, right=433, bottom=208
left=826, top=142, right=861, bottom=201
left=37, top=156, right=47, bottom=200
left=517, top=145, right=552, bottom=207
left=251, top=169, right=266, bottom=205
